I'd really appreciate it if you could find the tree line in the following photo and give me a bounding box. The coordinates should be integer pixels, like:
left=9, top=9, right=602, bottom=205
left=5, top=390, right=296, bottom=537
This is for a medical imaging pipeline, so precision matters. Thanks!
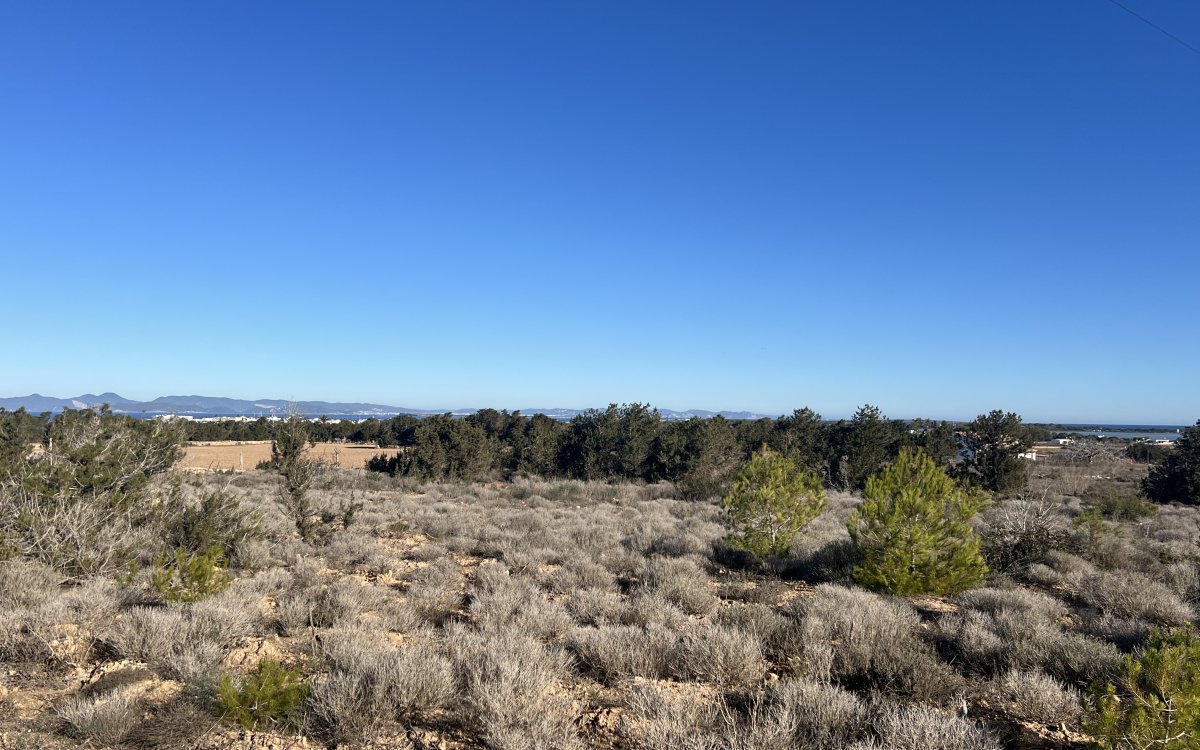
left=362, top=404, right=1046, bottom=497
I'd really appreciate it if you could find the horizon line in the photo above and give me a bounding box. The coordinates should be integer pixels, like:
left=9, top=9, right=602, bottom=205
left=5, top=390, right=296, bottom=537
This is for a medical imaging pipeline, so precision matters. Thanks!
left=0, top=391, right=1193, bottom=427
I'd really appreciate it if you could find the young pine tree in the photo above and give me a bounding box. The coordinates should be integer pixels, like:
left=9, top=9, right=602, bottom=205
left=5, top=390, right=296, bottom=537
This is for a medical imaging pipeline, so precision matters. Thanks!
left=271, top=415, right=318, bottom=540
left=722, top=447, right=825, bottom=559
left=848, top=447, right=989, bottom=596
left=1083, top=628, right=1200, bottom=750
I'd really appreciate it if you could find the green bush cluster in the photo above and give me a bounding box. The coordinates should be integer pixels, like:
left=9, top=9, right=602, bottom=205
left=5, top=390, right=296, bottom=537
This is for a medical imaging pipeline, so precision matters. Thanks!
left=1082, top=482, right=1158, bottom=521
left=150, top=547, right=231, bottom=603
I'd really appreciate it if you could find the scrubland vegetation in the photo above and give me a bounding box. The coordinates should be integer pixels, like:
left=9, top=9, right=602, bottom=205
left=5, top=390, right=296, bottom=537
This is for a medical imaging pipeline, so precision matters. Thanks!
left=1, top=407, right=1199, bottom=749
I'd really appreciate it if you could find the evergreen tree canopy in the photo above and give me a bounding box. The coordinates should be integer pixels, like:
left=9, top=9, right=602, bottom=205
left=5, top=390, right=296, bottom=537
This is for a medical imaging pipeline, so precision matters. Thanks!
left=849, top=447, right=989, bottom=596
left=1143, top=419, right=1200, bottom=505
left=722, top=447, right=825, bottom=558
left=960, top=409, right=1030, bottom=493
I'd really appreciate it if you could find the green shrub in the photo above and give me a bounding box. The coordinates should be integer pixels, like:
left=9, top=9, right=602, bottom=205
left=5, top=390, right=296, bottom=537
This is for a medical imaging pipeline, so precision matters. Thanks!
left=849, top=448, right=989, bottom=596
left=150, top=547, right=231, bottom=603
left=1126, top=442, right=1172, bottom=465
left=0, top=408, right=184, bottom=577
left=1083, top=628, right=1200, bottom=750
left=721, top=447, right=825, bottom=558
left=1082, top=482, right=1157, bottom=521
left=163, top=488, right=262, bottom=557
left=217, top=658, right=310, bottom=730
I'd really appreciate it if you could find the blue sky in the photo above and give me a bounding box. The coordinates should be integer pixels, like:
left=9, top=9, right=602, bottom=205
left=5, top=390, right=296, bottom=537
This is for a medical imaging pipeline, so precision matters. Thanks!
left=1, top=2, right=1197, bottom=423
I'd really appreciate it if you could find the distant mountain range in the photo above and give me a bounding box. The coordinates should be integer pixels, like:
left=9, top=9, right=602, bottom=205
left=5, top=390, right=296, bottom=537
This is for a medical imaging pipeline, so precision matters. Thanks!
left=0, top=393, right=771, bottom=422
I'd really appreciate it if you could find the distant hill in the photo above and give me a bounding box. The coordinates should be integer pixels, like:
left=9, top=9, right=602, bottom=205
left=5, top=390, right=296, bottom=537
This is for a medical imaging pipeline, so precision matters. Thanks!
left=0, top=393, right=771, bottom=421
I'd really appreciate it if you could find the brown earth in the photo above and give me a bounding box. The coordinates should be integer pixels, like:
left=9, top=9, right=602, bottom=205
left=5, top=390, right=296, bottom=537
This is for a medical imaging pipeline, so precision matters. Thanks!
left=180, top=441, right=402, bottom=472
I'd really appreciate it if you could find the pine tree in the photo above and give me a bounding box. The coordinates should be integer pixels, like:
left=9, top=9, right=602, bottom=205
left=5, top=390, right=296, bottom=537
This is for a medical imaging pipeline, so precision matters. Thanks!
left=1143, top=419, right=1200, bottom=506
left=271, top=414, right=318, bottom=540
left=848, top=447, right=989, bottom=595
left=722, top=447, right=825, bottom=558
left=960, top=409, right=1030, bottom=493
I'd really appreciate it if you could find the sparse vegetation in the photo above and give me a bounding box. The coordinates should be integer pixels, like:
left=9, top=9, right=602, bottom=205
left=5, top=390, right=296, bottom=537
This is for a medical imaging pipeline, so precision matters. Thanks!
left=2, top=407, right=1198, bottom=749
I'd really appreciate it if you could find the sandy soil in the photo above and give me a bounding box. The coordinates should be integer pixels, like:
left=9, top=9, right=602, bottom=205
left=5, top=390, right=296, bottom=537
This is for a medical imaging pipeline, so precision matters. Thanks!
left=180, top=441, right=402, bottom=472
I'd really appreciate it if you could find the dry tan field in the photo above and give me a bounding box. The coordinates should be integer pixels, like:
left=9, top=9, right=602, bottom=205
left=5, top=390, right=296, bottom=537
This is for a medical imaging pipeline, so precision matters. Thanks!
left=180, top=441, right=401, bottom=472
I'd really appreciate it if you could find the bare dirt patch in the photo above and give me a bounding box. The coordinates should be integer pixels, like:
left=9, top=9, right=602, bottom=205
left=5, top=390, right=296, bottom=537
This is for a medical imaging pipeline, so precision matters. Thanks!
left=180, top=442, right=402, bottom=472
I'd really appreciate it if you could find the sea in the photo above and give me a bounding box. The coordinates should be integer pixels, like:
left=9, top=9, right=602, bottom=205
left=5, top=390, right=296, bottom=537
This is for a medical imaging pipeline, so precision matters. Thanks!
left=1051, top=425, right=1185, bottom=442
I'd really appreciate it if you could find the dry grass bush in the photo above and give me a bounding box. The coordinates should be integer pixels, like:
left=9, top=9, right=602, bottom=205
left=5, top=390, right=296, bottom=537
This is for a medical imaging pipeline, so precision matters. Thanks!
left=1038, top=550, right=1098, bottom=589
left=0, top=608, right=55, bottom=663
left=276, top=577, right=387, bottom=634
left=785, top=491, right=863, bottom=583
left=0, top=559, right=61, bottom=608
left=121, top=700, right=213, bottom=750
left=308, top=625, right=456, bottom=744
left=407, top=541, right=450, bottom=562
left=469, top=574, right=574, bottom=642
left=68, top=576, right=125, bottom=618
left=869, top=703, right=1000, bottom=750
left=742, top=677, right=868, bottom=750
left=936, top=605, right=1123, bottom=685
left=107, top=606, right=189, bottom=665
left=956, top=586, right=1067, bottom=621
left=1023, top=562, right=1064, bottom=587
left=567, top=624, right=679, bottom=682
left=976, top=494, right=1075, bottom=574
left=56, top=686, right=144, bottom=747
left=103, top=596, right=251, bottom=673
left=1165, top=560, right=1200, bottom=605
left=5, top=577, right=127, bottom=665
left=716, top=578, right=788, bottom=605
left=624, top=526, right=714, bottom=559
left=1081, top=613, right=1153, bottom=650
left=1145, top=504, right=1200, bottom=558
left=675, top=623, right=766, bottom=688
left=990, top=669, right=1081, bottom=725
left=557, top=580, right=615, bottom=619
left=715, top=604, right=801, bottom=664
left=622, top=681, right=726, bottom=750
left=444, top=624, right=582, bottom=750
left=320, top=530, right=394, bottom=574
left=405, top=557, right=464, bottom=625
left=633, top=556, right=717, bottom=616
left=1081, top=531, right=1167, bottom=576
left=619, top=592, right=692, bottom=629
left=165, top=640, right=225, bottom=693
left=790, top=584, right=957, bottom=699
left=362, top=598, right=421, bottom=633
left=241, top=566, right=294, bottom=597
left=1077, top=570, right=1194, bottom=626
left=187, top=588, right=262, bottom=646
left=546, top=560, right=616, bottom=594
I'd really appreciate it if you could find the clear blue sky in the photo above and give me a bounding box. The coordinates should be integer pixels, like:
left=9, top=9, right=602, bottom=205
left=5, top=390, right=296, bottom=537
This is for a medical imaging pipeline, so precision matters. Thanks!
left=2, top=2, right=1197, bottom=424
